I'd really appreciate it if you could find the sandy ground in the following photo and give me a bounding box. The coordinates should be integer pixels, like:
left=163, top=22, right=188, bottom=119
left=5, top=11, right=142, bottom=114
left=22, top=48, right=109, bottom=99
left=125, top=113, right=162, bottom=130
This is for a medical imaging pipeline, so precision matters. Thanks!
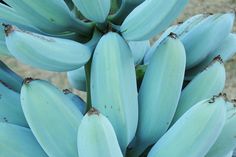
left=0, top=0, right=236, bottom=99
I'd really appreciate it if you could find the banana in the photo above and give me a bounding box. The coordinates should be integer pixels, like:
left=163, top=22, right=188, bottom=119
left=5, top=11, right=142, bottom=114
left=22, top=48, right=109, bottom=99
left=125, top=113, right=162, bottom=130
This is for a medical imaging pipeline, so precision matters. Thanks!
left=91, top=32, right=138, bottom=153
left=171, top=58, right=226, bottom=124
left=63, top=89, right=87, bottom=115
left=77, top=108, right=123, bottom=157
left=143, top=25, right=178, bottom=64
left=0, top=123, right=48, bottom=157
left=5, top=25, right=92, bottom=72
left=129, top=34, right=186, bottom=156
left=67, top=66, right=86, bottom=92
left=144, top=14, right=207, bottom=64
left=3, top=0, right=93, bottom=36
left=148, top=96, right=226, bottom=157
left=0, top=82, right=28, bottom=127
left=120, top=0, right=189, bottom=41
left=0, top=25, right=10, bottom=56
left=110, top=0, right=144, bottom=25
left=0, top=60, right=23, bottom=93
left=84, top=28, right=102, bottom=50
left=205, top=101, right=236, bottom=157
left=0, top=3, right=36, bottom=32
left=181, top=13, right=235, bottom=69
left=72, top=0, right=111, bottom=23
left=128, top=40, right=150, bottom=65
left=224, top=151, right=233, bottom=157
left=185, top=33, right=236, bottom=80
left=20, top=78, right=83, bottom=157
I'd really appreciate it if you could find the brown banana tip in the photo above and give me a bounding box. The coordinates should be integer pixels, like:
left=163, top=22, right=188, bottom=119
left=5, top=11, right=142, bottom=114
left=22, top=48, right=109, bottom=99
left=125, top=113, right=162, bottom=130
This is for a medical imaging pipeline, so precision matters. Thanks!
left=208, top=93, right=228, bottom=103
left=63, top=89, right=72, bottom=94
left=87, top=107, right=100, bottom=116
left=169, top=32, right=178, bottom=39
left=23, top=77, right=35, bottom=85
left=2, top=24, right=15, bottom=36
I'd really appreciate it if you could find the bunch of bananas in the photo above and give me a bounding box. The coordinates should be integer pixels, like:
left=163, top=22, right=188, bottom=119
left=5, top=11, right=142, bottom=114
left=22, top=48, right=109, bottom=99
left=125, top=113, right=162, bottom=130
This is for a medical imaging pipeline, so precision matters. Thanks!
left=0, top=0, right=236, bottom=157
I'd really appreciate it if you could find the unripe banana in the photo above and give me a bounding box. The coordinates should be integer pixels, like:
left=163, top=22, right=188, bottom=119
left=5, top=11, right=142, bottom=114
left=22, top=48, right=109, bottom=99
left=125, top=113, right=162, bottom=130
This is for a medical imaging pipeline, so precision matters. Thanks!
left=181, top=13, right=235, bottom=69
left=0, top=82, right=28, bottom=127
left=63, top=89, right=87, bottom=115
left=21, top=78, right=83, bottom=157
left=130, top=34, right=186, bottom=156
left=120, top=0, right=189, bottom=40
left=5, top=25, right=92, bottom=72
left=205, top=101, right=236, bottom=157
left=91, top=32, right=138, bottom=153
left=110, top=0, right=144, bottom=24
left=0, top=123, right=48, bottom=157
left=3, top=0, right=93, bottom=35
left=0, top=60, right=23, bottom=93
left=148, top=96, right=226, bottom=157
left=185, top=33, right=236, bottom=80
left=171, top=58, right=226, bottom=124
left=144, top=14, right=207, bottom=64
left=72, top=0, right=111, bottom=23
left=67, top=66, right=86, bottom=92
left=77, top=108, right=123, bottom=157
left=143, top=25, right=178, bottom=64
left=128, top=40, right=150, bottom=65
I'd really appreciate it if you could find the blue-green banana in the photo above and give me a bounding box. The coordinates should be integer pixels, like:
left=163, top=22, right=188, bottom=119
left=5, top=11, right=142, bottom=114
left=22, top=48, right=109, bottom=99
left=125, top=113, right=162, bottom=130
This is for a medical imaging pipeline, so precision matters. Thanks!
left=5, top=25, right=92, bottom=72
left=21, top=78, right=83, bottom=157
left=0, top=123, right=47, bottom=157
left=91, top=32, right=138, bottom=153
left=120, top=0, right=189, bottom=40
left=172, top=58, right=226, bottom=124
left=130, top=34, right=186, bottom=156
left=148, top=96, right=226, bottom=157
left=67, top=67, right=86, bottom=92
left=77, top=108, right=123, bottom=157
left=0, top=82, right=27, bottom=127
left=72, top=0, right=111, bottom=23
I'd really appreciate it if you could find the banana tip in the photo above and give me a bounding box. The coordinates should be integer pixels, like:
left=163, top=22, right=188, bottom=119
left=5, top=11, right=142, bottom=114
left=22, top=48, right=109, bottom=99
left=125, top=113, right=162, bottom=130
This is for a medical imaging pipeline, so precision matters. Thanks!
left=208, top=93, right=228, bottom=103
left=63, top=89, right=72, bottom=94
left=2, top=24, right=15, bottom=36
left=23, top=77, right=35, bottom=85
left=169, top=32, right=178, bottom=39
left=213, top=55, right=223, bottom=64
left=87, top=107, right=100, bottom=116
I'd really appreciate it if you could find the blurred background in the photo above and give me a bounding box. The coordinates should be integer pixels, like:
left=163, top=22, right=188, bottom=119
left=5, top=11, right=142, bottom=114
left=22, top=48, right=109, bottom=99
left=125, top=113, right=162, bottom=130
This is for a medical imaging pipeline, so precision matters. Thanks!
left=0, top=0, right=236, bottom=99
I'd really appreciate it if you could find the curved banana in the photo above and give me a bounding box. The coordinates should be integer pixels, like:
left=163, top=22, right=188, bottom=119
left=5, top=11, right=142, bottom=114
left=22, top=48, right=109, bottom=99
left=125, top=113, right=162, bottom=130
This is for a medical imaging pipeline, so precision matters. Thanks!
left=67, top=66, right=86, bottom=92
left=181, top=13, right=235, bottom=69
left=144, top=14, right=207, bottom=64
left=110, top=0, right=144, bottom=24
left=205, top=101, right=236, bottom=157
left=91, top=32, right=138, bottom=153
left=77, top=108, right=123, bottom=157
left=130, top=34, right=186, bottom=156
left=120, top=0, right=189, bottom=40
left=143, top=25, right=178, bottom=64
left=128, top=40, right=150, bottom=65
left=5, top=25, right=92, bottom=72
left=185, top=33, right=236, bottom=80
left=0, top=123, right=47, bottom=157
left=63, top=89, right=87, bottom=115
left=21, top=78, right=83, bottom=157
left=0, top=82, right=28, bottom=127
left=148, top=96, right=226, bottom=157
left=171, top=58, right=226, bottom=124
left=3, top=0, right=93, bottom=35
left=0, top=60, right=23, bottom=93
left=72, top=0, right=111, bottom=23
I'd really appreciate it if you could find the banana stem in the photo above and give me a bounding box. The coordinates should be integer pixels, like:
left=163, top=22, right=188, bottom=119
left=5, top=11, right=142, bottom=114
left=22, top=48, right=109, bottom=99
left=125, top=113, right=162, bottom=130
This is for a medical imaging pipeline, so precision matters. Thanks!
left=85, top=57, right=92, bottom=112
